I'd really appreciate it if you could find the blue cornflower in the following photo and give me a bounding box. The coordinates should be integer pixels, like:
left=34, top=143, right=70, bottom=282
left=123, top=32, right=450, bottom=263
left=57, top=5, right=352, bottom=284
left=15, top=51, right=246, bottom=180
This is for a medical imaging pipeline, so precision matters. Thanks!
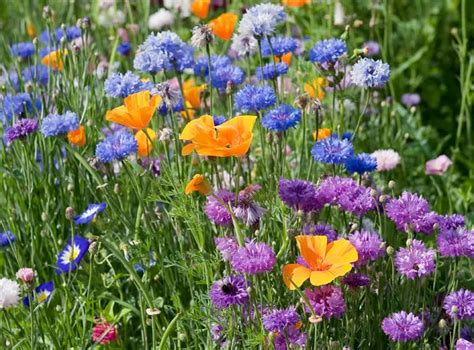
left=345, top=153, right=377, bottom=174
left=56, top=236, right=90, bottom=274
left=40, top=111, right=79, bottom=137
left=350, top=58, right=390, bottom=88
left=260, top=36, right=297, bottom=57
left=104, top=72, right=153, bottom=98
left=0, top=231, right=15, bottom=247
left=134, top=263, right=145, bottom=273
left=239, top=4, right=286, bottom=38
left=40, top=26, right=81, bottom=45
left=74, top=203, right=107, bottom=225
left=213, top=115, right=227, bottom=126
left=117, top=42, right=132, bottom=56
left=210, top=64, right=245, bottom=91
left=157, top=98, right=185, bottom=116
left=10, top=42, right=35, bottom=59
left=234, top=84, right=276, bottom=112
left=96, top=132, right=138, bottom=162
left=309, top=38, right=347, bottom=64
left=311, top=136, right=354, bottom=164
left=1, top=93, right=41, bottom=123
left=22, top=65, right=50, bottom=86
left=133, top=31, right=194, bottom=74
left=194, top=55, right=231, bottom=77
left=23, top=281, right=54, bottom=306
left=256, top=62, right=288, bottom=81
left=262, top=104, right=301, bottom=132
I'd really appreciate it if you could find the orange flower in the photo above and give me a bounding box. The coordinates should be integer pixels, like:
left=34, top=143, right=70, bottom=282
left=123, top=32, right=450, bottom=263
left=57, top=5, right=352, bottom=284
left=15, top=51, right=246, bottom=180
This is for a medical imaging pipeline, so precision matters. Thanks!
left=185, top=174, right=212, bottom=195
left=183, top=79, right=206, bottom=109
left=209, top=13, right=238, bottom=41
left=27, top=21, right=36, bottom=39
left=67, top=125, right=86, bottom=146
left=106, top=90, right=160, bottom=130
left=282, top=235, right=358, bottom=290
left=135, top=128, right=157, bottom=157
left=191, top=0, right=211, bottom=19
left=276, top=52, right=292, bottom=65
left=304, top=77, right=328, bottom=100
left=312, top=128, right=331, bottom=141
left=282, top=0, right=311, bottom=7
left=180, top=101, right=196, bottom=120
left=180, top=115, right=256, bottom=157
left=41, top=49, right=68, bottom=71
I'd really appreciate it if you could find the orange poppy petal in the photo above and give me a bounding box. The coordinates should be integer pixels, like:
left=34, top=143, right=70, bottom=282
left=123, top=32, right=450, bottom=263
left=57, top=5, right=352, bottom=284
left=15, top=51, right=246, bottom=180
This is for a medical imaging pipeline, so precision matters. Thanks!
left=282, top=264, right=311, bottom=290
left=296, top=235, right=327, bottom=268
left=182, top=143, right=196, bottom=156
left=309, top=270, right=337, bottom=286
left=324, top=239, right=358, bottom=266
left=327, top=263, right=353, bottom=278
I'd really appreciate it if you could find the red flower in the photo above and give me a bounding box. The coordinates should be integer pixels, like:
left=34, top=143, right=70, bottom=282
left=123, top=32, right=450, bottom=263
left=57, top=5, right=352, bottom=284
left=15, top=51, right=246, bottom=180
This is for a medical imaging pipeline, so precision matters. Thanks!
left=92, top=322, right=118, bottom=345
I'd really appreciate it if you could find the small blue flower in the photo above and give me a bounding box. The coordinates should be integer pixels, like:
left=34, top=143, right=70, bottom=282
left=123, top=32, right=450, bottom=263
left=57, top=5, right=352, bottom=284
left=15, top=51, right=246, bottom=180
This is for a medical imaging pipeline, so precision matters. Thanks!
left=22, top=65, right=50, bottom=86
left=104, top=72, right=153, bottom=98
left=40, top=111, right=79, bottom=137
left=345, top=153, right=377, bottom=174
left=157, top=98, right=184, bottom=116
left=96, top=132, right=138, bottom=162
left=74, top=203, right=107, bottom=225
left=134, top=263, right=145, bottom=273
left=10, top=42, right=35, bottom=59
left=350, top=58, right=390, bottom=88
left=210, top=64, right=245, bottom=91
left=117, top=42, right=132, bottom=56
left=262, top=104, right=301, bottom=132
left=0, top=231, right=15, bottom=247
left=23, top=281, right=54, bottom=306
left=193, top=55, right=231, bottom=77
left=256, top=62, right=288, bottom=81
left=56, top=236, right=90, bottom=274
left=239, top=4, right=286, bottom=38
left=311, top=136, right=354, bottom=164
left=309, top=38, right=347, bottom=64
left=1, top=93, right=41, bottom=123
left=213, top=115, right=227, bottom=126
left=260, top=36, right=297, bottom=57
left=40, top=26, right=81, bottom=45
left=234, top=84, right=276, bottom=113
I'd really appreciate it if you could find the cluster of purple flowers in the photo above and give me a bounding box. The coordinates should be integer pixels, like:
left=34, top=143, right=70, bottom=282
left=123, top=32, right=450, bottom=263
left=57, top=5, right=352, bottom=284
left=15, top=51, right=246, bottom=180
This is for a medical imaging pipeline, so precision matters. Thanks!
left=394, top=240, right=436, bottom=279
left=304, top=286, right=346, bottom=319
left=263, top=306, right=306, bottom=349
left=382, top=311, right=424, bottom=342
left=348, top=230, right=385, bottom=267
left=4, top=118, right=38, bottom=144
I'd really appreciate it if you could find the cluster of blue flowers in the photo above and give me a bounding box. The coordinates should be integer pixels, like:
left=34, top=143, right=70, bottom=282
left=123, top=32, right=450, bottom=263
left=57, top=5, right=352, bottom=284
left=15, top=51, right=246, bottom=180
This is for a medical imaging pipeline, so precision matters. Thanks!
left=104, top=72, right=154, bottom=98
left=95, top=131, right=138, bottom=162
left=40, top=111, right=79, bottom=137
left=1, top=93, right=41, bottom=123
left=309, top=38, right=347, bottom=65
left=262, top=104, right=301, bottom=132
left=256, top=62, right=288, bottom=81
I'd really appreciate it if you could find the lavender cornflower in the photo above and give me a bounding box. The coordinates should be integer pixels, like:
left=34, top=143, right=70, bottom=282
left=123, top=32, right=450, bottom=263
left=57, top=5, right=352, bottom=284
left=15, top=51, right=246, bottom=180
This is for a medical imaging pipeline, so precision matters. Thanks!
left=350, top=58, right=390, bottom=88
left=456, top=339, right=474, bottom=349
left=233, top=191, right=266, bottom=226
left=209, top=275, right=249, bottom=309
left=311, top=136, right=354, bottom=165
left=230, top=34, right=258, bottom=57
left=260, top=36, right=297, bottom=57
left=348, top=230, right=385, bottom=267
left=382, top=311, right=424, bottom=342
left=256, top=62, right=288, bottom=81
left=104, top=72, right=153, bottom=98
left=443, top=289, right=474, bottom=320
left=190, top=24, right=214, bottom=48
left=263, top=306, right=300, bottom=333
left=304, top=286, right=346, bottom=319
left=214, top=236, right=238, bottom=262
left=363, top=41, right=380, bottom=57
left=4, top=118, right=38, bottom=144
left=309, top=38, right=347, bottom=64
left=95, top=131, right=138, bottom=162
left=204, top=190, right=234, bottom=226
left=262, top=104, right=300, bottom=132
left=10, top=42, right=35, bottom=59
left=278, top=178, right=320, bottom=212
left=302, top=224, right=338, bottom=242
left=344, top=153, right=377, bottom=174
left=238, top=3, right=286, bottom=38
left=395, top=240, right=436, bottom=279
left=437, top=227, right=474, bottom=258
left=342, top=273, right=370, bottom=288
left=231, top=241, right=276, bottom=275
left=401, top=93, right=421, bottom=107
left=138, top=158, right=161, bottom=176
left=41, top=111, right=79, bottom=137
left=234, top=84, right=276, bottom=112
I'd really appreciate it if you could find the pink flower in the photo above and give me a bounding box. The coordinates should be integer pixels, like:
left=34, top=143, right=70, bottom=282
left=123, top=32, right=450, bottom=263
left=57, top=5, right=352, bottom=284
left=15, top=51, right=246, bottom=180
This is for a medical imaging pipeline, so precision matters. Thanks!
left=425, top=155, right=452, bottom=176
left=92, top=322, right=118, bottom=345
left=16, top=268, right=34, bottom=284
left=371, top=149, right=400, bottom=171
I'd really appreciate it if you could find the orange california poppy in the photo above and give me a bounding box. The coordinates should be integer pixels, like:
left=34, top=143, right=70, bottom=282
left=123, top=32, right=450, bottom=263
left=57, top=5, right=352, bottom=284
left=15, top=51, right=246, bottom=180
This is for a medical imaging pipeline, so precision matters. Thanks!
left=282, top=0, right=311, bottom=7
left=185, top=174, right=212, bottom=195
left=209, top=13, right=238, bottom=41
left=282, top=235, right=358, bottom=290
left=183, top=79, right=206, bottom=109
left=180, top=101, right=196, bottom=120
left=276, top=52, right=292, bottom=66
left=304, top=77, right=328, bottom=101
left=191, top=0, right=211, bottom=19
left=312, top=128, right=332, bottom=141
left=67, top=125, right=86, bottom=146
left=106, top=90, right=160, bottom=130
left=180, top=114, right=256, bottom=158
left=135, top=128, right=156, bottom=157
left=41, top=49, right=68, bottom=71
left=27, top=21, right=36, bottom=39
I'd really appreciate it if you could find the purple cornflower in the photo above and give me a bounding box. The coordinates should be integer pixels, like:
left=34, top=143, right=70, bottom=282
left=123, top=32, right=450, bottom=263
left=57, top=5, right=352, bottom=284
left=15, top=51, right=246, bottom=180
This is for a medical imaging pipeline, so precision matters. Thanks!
left=385, top=192, right=434, bottom=233
left=395, top=240, right=436, bottom=279
left=304, top=286, right=346, bottom=319
left=438, top=214, right=465, bottom=231
left=401, top=93, right=421, bottom=107
left=278, top=178, right=320, bottom=212
left=263, top=306, right=300, bottom=333
left=363, top=41, right=380, bottom=57
left=342, top=273, right=370, bottom=288
left=311, top=136, right=354, bottom=165
left=117, top=42, right=132, bottom=56
left=262, top=104, right=301, bottom=132
left=348, top=230, right=385, bottom=267
left=214, top=236, right=238, bottom=262
left=209, top=275, right=249, bottom=309
left=4, top=118, right=38, bottom=144
left=381, top=311, right=424, bottom=342
left=309, top=38, right=347, bottom=64
left=193, top=55, right=231, bottom=77
left=443, top=289, right=474, bottom=320
left=436, top=227, right=474, bottom=258
left=204, top=190, right=234, bottom=226
left=234, top=188, right=266, bottom=227
left=302, top=224, right=338, bottom=242
left=231, top=241, right=276, bottom=275
left=139, top=158, right=161, bottom=176
left=456, top=339, right=474, bottom=350
left=22, top=65, right=50, bottom=86
left=273, top=325, right=307, bottom=350
left=233, top=84, right=276, bottom=113
left=350, top=58, right=390, bottom=88
left=0, top=231, right=15, bottom=247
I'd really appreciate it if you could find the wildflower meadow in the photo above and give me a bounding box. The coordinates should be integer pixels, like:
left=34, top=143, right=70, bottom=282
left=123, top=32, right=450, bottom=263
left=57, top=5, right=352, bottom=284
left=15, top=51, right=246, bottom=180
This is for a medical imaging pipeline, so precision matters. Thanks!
left=1, top=0, right=474, bottom=348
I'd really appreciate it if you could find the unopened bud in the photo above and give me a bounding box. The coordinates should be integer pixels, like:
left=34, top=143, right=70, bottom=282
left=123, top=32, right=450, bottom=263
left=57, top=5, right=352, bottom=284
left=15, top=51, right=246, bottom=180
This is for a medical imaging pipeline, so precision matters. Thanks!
left=177, top=333, right=187, bottom=342
left=451, top=306, right=458, bottom=315
left=65, top=207, right=74, bottom=220
left=388, top=180, right=396, bottom=189
left=410, top=106, right=416, bottom=114
left=353, top=19, right=363, bottom=28
left=406, top=239, right=413, bottom=247
left=88, top=241, right=98, bottom=254
left=246, top=286, right=252, bottom=294
left=350, top=223, right=358, bottom=232
left=370, top=189, right=377, bottom=197
left=41, top=212, right=48, bottom=222
left=379, top=195, right=387, bottom=203
left=67, top=183, right=74, bottom=191
left=114, top=183, right=120, bottom=194
left=386, top=246, right=394, bottom=255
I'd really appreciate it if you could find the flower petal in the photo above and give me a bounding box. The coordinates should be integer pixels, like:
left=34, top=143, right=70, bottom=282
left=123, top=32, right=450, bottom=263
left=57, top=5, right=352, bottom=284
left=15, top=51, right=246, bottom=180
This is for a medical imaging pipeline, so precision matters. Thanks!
left=282, top=264, right=311, bottom=290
